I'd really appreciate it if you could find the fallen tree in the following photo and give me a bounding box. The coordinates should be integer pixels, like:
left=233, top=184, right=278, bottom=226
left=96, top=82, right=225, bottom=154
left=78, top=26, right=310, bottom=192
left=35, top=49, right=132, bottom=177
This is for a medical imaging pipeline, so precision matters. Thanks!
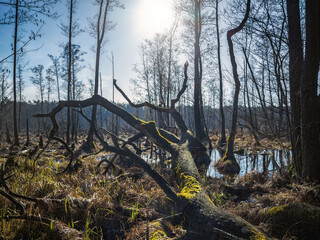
left=32, top=62, right=272, bottom=239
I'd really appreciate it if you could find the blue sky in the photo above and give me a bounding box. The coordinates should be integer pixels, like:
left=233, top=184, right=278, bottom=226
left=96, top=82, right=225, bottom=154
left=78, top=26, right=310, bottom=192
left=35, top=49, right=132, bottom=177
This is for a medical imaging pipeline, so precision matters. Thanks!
left=0, top=0, right=175, bottom=102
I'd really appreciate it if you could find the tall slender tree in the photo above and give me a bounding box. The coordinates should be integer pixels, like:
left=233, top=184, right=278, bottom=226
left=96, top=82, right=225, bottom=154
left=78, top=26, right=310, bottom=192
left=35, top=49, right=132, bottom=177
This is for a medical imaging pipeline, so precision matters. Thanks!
left=86, top=0, right=123, bottom=148
left=66, top=0, right=74, bottom=144
left=59, top=0, right=83, bottom=143
left=17, top=64, right=24, bottom=133
left=30, top=64, right=45, bottom=130
left=215, top=0, right=226, bottom=146
left=193, top=0, right=207, bottom=144
left=0, top=66, right=10, bottom=133
left=48, top=54, right=61, bottom=102
left=2, top=0, right=58, bottom=144
left=12, top=0, right=19, bottom=145
left=215, top=0, right=251, bottom=177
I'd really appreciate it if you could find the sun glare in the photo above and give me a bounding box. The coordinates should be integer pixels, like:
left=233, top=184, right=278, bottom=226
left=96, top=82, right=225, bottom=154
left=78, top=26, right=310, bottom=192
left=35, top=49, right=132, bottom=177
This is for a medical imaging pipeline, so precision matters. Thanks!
left=136, top=0, right=174, bottom=37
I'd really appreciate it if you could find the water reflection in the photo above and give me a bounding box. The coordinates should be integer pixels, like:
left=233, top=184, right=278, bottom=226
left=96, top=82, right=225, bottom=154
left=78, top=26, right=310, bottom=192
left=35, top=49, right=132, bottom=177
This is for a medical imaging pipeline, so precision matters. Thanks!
left=98, top=148, right=291, bottom=180
left=207, top=149, right=292, bottom=179
left=141, top=155, right=160, bottom=165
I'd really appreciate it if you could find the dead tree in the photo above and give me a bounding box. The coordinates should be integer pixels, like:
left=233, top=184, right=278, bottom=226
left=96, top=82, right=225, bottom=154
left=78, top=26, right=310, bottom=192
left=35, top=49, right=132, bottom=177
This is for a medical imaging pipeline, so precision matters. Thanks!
left=215, top=0, right=250, bottom=177
left=215, top=0, right=227, bottom=147
left=33, top=63, right=271, bottom=239
left=114, top=62, right=210, bottom=169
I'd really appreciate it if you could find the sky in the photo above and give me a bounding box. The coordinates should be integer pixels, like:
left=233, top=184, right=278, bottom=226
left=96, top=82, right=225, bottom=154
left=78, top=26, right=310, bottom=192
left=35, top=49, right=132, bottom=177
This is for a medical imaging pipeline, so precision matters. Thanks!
left=0, top=0, right=176, bottom=102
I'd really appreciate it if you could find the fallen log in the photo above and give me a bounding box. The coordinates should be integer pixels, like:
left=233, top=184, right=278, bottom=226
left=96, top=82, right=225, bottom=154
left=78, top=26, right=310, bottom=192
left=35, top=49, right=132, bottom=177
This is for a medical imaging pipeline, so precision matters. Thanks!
left=34, top=95, right=272, bottom=239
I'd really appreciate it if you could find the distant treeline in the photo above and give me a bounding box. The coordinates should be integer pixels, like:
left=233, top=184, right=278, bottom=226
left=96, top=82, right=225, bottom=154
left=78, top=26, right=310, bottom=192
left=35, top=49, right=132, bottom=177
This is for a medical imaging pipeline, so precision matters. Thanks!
left=0, top=100, right=288, bottom=139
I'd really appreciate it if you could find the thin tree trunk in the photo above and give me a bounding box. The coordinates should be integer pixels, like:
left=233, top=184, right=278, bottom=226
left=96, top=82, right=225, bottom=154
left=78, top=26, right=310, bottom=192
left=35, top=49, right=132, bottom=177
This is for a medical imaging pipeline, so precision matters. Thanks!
left=66, top=0, right=73, bottom=145
left=226, top=0, right=251, bottom=153
left=55, top=63, right=60, bottom=102
left=87, top=0, right=109, bottom=147
left=18, top=66, right=22, bottom=134
left=71, top=57, right=75, bottom=141
left=26, top=118, right=29, bottom=146
left=215, top=0, right=250, bottom=177
left=100, top=72, right=103, bottom=128
left=13, top=0, right=19, bottom=146
left=215, top=0, right=226, bottom=146
left=87, top=44, right=101, bottom=147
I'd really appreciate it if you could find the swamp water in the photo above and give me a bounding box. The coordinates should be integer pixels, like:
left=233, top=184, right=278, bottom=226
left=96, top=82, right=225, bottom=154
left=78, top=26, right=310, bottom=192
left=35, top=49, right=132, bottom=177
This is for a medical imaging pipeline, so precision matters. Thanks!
left=98, top=148, right=291, bottom=179
left=207, top=149, right=292, bottom=178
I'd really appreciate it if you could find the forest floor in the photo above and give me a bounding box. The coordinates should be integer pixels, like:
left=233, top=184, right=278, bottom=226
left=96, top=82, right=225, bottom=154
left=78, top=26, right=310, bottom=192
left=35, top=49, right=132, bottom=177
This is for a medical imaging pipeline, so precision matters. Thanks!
left=0, top=133, right=319, bottom=240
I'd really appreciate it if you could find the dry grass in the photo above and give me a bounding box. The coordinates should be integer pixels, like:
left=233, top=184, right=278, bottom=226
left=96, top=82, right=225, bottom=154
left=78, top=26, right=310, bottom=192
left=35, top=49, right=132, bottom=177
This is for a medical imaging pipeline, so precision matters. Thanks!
left=0, top=136, right=182, bottom=240
left=206, top=172, right=320, bottom=239
left=1, top=133, right=319, bottom=239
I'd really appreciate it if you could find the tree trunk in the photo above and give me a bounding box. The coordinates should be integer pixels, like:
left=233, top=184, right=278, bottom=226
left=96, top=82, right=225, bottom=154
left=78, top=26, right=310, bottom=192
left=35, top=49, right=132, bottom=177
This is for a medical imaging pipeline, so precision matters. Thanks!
left=87, top=0, right=109, bottom=148
left=18, top=66, right=22, bottom=134
left=86, top=42, right=101, bottom=147
left=66, top=0, right=73, bottom=145
left=300, top=0, right=320, bottom=182
left=26, top=118, right=29, bottom=146
left=12, top=0, right=19, bottom=146
left=286, top=0, right=303, bottom=177
left=215, top=0, right=226, bottom=147
left=215, top=0, right=251, bottom=177
left=193, top=0, right=207, bottom=144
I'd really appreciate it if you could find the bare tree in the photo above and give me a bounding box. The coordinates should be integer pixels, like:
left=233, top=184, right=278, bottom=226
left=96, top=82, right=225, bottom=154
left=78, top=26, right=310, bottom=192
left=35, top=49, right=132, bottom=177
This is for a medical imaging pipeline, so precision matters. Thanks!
left=86, top=0, right=123, bottom=148
left=193, top=0, right=208, bottom=144
left=30, top=64, right=45, bottom=129
left=2, top=0, right=58, bottom=145
left=215, top=0, right=251, bottom=177
left=66, top=0, right=74, bottom=144
left=45, top=67, right=55, bottom=110
left=215, top=0, right=226, bottom=146
left=17, top=64, right=24, bottom=133
left=0, top=66, right=10, bottom=133
left=12, top=0, right=19, bottom=145
left=48, top=54, right=61, bottom=102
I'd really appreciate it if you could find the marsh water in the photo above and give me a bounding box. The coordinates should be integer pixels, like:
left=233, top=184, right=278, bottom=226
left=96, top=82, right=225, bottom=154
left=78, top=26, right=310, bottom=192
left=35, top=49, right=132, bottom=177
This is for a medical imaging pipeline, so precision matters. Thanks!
left=206, top=149, right=292, bottom=178
left=98, top=148, right=291, bottom=179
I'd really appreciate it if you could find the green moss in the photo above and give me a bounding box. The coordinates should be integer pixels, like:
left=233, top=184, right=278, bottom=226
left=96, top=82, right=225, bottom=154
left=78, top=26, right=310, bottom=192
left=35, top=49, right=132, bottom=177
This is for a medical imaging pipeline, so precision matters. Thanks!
left=223, top=137, right=230, bottom=159
left=149, top=230, right=167, bottom=240
left=224, top=159, right=232, bottom=165
left=176, top=163, right=181, bottom=175
left=249, top=227, right=267, bottom=240
left=266, top=204, right=289, bottom=216
left=287, top=165, right=295, bottom=178
left=177, top=173, right=202, bottom=200
left=137, top=119, right=173, bottom=145
left=211, top=190, right=229, bottom=206
left=151, top=221, right=162, bottom=228
left=206, top=195, right=215, bottom=206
